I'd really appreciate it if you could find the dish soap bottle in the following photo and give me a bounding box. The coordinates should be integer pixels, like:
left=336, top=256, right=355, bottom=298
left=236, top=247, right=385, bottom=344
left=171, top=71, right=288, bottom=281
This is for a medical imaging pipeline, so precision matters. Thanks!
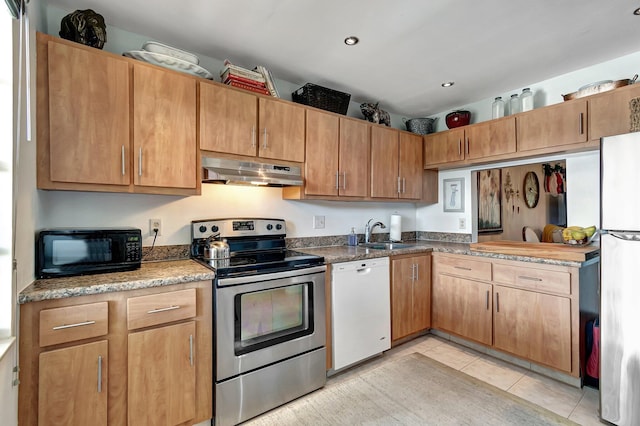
left=348, top=227, right=358, bottom=246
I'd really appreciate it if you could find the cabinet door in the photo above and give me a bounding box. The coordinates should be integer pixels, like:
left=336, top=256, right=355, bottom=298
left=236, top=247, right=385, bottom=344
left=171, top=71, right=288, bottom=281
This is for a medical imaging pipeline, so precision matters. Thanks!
left=258, top=98, right=305, bottom=162
left=423, top=128, right=465, bottom=166
left=338, top=118, right=370, bottom=197
left=493, top=285, right=572, bottom=372
left=432, top=274, right=492, bottom=346
left=47, top=40, right=130, bottom=186
left=304, top=109, right=340, bottom=196
left=371, top=126, right=399, bottom=198
left=133, top=64, right=197, bottom=189
left=128, top=321, right=197, bottom=426
left=516, top=100, right=588, bottom=152
left=38, top=340, right=108, bottom=426
left=412, top=254, right=431, bottom=332
left=465, top=117, right=516, bottom=160
left=589, top=84, right=640, bottom=140
left=398, top=132, right=423, bottom=199
left=391, top=256, right=415, bottom=340
left=200, top=82, right=258, bottom=156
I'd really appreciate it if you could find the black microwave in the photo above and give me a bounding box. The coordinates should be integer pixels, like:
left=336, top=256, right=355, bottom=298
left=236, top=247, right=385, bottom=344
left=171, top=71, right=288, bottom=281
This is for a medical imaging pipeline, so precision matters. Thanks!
left=36, top=228, right=142, bottom=279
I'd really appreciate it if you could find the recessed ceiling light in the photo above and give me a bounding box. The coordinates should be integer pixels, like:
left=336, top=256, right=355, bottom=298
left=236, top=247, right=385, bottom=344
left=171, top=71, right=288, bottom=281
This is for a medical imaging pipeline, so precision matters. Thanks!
left=441, top=82, right=455, bottom=87
left=634, top=7, right=640, bottom=15
left=344, top=36, right=359, bottom=46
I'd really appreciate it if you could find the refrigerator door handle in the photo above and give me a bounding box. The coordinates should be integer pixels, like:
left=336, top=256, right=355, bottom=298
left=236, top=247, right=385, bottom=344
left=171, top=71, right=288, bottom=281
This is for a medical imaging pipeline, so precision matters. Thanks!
left=604, top=230, right=640, bottom=241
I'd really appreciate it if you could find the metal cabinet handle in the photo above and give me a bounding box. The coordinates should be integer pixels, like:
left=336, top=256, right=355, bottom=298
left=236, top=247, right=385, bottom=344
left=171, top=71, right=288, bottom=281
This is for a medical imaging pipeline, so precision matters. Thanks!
left=518, top=276, right=543, bottom=282
left=262, top=128, right=268, bottom=149
left=458, top=139, right=462, bottom=156
left=486, top=290, right=490, bottom=310
left=335, top=171, right=340, bottom=190
left=52, top=320, right=96, bottom=330
left=342, top=172, right=347, bottom=190
left=396, top=176, right=401, bottom=194
left=415, top=263, right=419, bottom=280
left=97, top=355, right=103, bottom=393
left=402, top=178, right=406, bottom=194
left=251, top=126, right=256, bottom=148
left=138, top=147, right=142, bottom=177
left=410, top=264, right=416, bottom=281
left=496, top=293, right=500, bottom=313
left=147, top=305, right=181, bottom=314
left=189, top=334, right=194, bottom=367
left=454, top=266, right=472, bottom=271
left=121, top=145, right=125, bottom=176
left=465, top=137, right=470, bottom=155
left=579, top=113, right=584, bottom=135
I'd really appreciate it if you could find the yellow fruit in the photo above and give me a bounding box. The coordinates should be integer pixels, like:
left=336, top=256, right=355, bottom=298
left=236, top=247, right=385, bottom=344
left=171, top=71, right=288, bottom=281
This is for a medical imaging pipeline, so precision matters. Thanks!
left=562, top=228, right=573, bottom=241
left=567, top=226, right=584, bottom=231
left=571, top=230, right=587, bottom=241
left=584, top=226, right=596, bottom=238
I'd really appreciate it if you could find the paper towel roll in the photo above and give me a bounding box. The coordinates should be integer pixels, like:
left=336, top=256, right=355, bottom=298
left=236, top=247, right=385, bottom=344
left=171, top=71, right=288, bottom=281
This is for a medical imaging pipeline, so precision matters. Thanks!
left=390, top=214, right=402, bottom=241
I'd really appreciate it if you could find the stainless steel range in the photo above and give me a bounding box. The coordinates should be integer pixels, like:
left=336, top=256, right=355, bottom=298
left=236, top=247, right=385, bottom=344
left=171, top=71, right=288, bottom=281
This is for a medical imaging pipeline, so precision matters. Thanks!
left=191, top=218, right=326, bottom=426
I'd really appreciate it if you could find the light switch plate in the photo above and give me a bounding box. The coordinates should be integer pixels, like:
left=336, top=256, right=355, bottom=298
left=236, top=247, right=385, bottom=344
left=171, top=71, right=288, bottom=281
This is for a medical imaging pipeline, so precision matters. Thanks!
left=313, top=215, right=325, bottom=229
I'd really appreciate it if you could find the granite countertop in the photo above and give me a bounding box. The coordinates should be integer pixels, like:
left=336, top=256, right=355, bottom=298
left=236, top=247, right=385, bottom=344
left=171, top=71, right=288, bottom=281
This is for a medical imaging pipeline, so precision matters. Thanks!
left=19, top=259, right=215, bottom=304
left=296, top=240, right=595, bottom=268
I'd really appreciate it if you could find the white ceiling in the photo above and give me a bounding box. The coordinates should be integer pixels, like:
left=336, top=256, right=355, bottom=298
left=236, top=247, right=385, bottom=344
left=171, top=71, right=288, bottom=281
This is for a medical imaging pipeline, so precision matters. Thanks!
left=45, top=0, right=640, bottom=116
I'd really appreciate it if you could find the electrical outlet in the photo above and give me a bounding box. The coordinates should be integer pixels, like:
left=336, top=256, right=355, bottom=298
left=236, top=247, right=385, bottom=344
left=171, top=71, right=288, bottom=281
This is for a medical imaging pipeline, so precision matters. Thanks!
left=458, top=218, right=466, bottom=230
left=313, top=215, right=325, bottom=229
left=149, top=218, right=162, bottom=236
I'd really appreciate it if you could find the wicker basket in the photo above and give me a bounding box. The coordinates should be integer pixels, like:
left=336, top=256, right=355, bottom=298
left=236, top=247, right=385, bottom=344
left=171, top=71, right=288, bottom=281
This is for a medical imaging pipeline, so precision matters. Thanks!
left=292, top=83, right=351, bottom=115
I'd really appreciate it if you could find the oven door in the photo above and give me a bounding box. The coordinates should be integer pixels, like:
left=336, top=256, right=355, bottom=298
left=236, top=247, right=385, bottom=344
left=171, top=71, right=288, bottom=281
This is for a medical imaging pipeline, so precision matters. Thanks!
left=215, top=265, right=326, bottom=381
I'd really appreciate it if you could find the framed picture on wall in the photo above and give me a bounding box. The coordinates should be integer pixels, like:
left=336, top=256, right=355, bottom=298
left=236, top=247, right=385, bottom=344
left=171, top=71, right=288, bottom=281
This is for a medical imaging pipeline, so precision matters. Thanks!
left=443, top=178, right=464, bottom=212
left=477, top=169, right=502, bottom=233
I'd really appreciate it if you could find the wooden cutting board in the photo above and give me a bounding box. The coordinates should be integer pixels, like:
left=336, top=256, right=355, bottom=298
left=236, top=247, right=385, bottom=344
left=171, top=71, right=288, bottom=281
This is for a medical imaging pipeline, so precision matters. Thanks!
left=469, top=240, right=599, bottom=262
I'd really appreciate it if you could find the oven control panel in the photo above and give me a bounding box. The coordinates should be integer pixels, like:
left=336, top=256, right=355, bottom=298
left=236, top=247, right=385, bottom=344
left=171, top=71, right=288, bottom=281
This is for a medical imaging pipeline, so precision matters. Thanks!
left=191, top=218, right=286, bottom=239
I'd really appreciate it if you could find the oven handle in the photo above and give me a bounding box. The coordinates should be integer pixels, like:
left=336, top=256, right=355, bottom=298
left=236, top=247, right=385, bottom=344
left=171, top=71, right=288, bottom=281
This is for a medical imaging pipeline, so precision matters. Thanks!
left=217, top=265, right=326, bottom=287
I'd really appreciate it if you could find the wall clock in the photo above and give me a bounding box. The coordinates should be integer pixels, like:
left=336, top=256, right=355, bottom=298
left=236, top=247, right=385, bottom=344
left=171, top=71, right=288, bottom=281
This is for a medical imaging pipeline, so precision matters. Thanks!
left=523, top=171, right=539, bottom=208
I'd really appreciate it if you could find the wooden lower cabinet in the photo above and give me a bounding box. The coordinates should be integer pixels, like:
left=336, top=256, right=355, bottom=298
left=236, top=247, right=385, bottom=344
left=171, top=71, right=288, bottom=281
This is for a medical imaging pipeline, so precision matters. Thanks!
left=431, top=274, right=492, bottom=346
left=19, top=281, right=212, bottom=426
left=493, top=285, right=572, bottom=372
left=432, top=253, right=582, bottom=377
left=38, top=340, right=108, bottom=426
left=391, top=254, right=431, bottom=341
left=128, top=322, right=197, bottom=425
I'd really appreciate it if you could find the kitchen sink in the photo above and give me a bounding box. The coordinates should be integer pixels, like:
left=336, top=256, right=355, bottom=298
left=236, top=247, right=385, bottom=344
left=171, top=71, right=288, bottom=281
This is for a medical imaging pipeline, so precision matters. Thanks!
left=358, top=242, right=412, bottom=250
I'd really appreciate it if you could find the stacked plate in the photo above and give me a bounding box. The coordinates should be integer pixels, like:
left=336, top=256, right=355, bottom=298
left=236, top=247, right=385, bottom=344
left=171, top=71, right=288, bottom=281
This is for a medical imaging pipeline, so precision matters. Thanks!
left=123, top=41, right=213, bottom=79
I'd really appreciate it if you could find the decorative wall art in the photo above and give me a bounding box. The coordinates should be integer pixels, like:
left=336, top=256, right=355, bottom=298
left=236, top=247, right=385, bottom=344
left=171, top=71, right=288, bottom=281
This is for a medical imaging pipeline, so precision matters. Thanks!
left=477, top=169, right=502, bottom=233
left=443, top=178, right=464, bottom=212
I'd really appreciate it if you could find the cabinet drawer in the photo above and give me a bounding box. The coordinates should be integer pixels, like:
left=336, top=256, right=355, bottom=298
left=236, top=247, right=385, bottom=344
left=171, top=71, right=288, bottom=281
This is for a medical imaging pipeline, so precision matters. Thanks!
left=39, top=302, right=108, bottom=347
left=435, top=255, right=492, bottom=281
left=493, top=264, right=571, bottom=295
left=127, top=288, right=196, bottom=330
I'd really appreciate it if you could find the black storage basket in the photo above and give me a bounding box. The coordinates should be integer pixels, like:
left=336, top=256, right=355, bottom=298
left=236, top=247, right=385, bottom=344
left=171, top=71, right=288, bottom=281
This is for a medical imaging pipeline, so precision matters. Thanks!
left=292, top=83, right=351, bottom=115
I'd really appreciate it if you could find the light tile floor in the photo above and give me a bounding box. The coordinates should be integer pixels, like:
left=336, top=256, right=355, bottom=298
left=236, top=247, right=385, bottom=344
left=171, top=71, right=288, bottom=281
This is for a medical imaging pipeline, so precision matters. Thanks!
left=327, top=334, right=602, bottom=426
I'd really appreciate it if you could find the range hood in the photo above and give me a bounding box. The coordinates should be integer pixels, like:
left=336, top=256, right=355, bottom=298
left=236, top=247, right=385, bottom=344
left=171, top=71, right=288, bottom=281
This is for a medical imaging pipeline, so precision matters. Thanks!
left=202, top=157, right=303, bottom=187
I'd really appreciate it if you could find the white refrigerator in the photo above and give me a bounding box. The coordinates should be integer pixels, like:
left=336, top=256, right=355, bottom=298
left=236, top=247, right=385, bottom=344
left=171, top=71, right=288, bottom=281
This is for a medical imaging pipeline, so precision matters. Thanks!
left=600, top=132, right=640, bottom=425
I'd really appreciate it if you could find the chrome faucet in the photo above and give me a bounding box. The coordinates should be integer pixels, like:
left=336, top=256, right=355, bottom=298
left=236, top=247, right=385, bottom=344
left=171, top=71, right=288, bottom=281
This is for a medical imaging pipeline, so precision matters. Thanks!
left=364, top=218, right=386, bottom=243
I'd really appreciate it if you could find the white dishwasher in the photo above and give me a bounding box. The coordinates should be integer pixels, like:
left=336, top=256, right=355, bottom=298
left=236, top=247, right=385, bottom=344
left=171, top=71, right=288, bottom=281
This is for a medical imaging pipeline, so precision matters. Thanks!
left=331, top=257, right=390, bottom=371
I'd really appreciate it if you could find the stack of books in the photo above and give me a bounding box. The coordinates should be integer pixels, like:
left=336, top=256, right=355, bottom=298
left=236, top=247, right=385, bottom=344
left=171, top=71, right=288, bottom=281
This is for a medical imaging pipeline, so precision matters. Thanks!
left=220, top=60, right=279, bottom=97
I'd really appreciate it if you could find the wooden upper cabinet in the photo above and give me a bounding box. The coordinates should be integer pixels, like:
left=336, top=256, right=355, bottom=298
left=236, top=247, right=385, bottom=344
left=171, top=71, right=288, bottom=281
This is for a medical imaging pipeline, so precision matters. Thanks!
left=338, top=118, right=370, bottom=197
left=133, top=63, right=198, bottom=190
left=38, top=340, right=108, bottom=426
left=589, top=83, right=640, bottom=140
left=258, top=97, right=306, bottom=162
left=304, top=109, right=340, bottom=196
left=46, top=38, right=130, bottom=186
left=398, top=132, right=423, bottom=199
left=200, top=82, right=258, bottom=156
left=516, top=99, right=588, bottom=152
left=370, top=126, right=400, bottom=198
left=465, top=116, right=516, bottom=160
left=423, top=128, right=465, bottom=167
